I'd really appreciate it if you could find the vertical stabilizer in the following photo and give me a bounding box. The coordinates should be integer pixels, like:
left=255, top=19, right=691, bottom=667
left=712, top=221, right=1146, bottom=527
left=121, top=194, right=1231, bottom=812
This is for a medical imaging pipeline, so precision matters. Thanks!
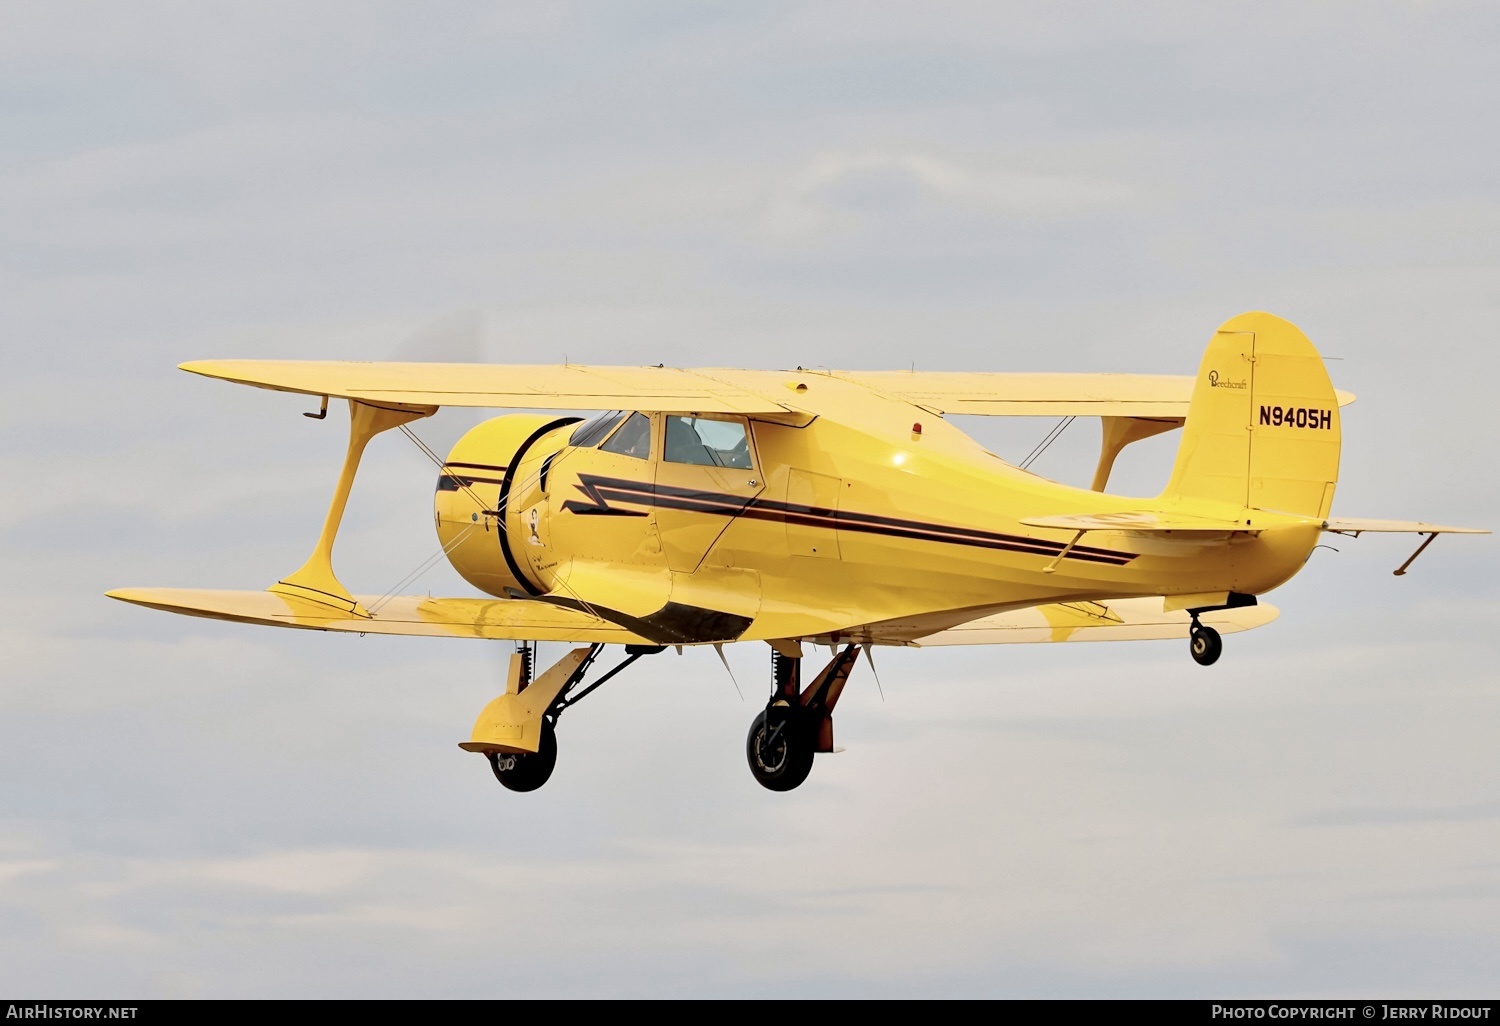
left=1162, top=312, right=1341, bottom=517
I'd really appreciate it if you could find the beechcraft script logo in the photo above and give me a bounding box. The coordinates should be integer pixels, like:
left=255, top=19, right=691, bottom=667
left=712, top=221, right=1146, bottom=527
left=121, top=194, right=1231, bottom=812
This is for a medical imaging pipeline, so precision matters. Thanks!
left=1208, top=370, right=1248, bottom=389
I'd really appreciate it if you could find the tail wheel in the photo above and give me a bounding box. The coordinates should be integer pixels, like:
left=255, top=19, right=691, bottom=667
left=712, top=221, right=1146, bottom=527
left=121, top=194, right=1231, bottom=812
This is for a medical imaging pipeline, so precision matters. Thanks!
left=1190, top=624, right=1223, bottom=666
left=488, top=718, right=558, bottom=792
left=746, top=706, right=814, bottom=792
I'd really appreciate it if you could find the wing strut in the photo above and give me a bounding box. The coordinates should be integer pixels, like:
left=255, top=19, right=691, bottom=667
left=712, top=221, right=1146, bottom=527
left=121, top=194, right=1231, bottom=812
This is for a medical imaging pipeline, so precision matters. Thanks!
left=1042, top=530, right=1087, bottom=573
left=1393, top=532, right=1439, bottom=576
left=1320, top=519, right=1489, bottom=576
left=1090, top=416, right=1183, bottom=492
left=270, top=399, right=435, bottom=616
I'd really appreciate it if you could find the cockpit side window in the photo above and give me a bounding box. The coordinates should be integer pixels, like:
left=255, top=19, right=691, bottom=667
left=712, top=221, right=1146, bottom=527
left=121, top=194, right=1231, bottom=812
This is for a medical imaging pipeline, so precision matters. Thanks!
left=664, top=416, right=752, bottom=469
left=600, top=412, right=652, bottom=460
left=569, top=410, right=625, bottom=448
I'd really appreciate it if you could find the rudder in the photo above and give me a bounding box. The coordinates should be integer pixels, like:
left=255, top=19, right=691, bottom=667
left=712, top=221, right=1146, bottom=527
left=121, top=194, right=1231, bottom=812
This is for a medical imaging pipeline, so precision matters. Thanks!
left=1162, top=312, right=1341, bottom=518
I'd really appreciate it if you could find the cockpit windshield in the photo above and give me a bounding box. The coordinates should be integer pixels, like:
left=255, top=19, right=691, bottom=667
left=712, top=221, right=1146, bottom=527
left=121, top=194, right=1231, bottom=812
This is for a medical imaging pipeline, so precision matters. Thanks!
left=600, top=412, right=652, bottom=459
left=568, top=410, right=625, bottom=448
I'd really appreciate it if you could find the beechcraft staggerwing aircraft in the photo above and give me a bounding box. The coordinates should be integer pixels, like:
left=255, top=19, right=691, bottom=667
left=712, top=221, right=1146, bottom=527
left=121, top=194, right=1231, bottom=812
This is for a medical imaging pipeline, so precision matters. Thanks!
left=109, top=312, right=1486, bottom=792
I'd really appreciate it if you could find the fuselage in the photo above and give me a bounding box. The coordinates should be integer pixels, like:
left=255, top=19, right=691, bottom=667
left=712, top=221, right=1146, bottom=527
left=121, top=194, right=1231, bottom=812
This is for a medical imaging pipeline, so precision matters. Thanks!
left=436, top=370, right=1319, bottom=644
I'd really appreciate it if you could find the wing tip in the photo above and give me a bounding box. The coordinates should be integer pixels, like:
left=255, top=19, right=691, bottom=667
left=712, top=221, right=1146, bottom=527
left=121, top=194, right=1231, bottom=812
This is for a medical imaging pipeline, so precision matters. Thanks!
left=178, top=359, right=278, bottom=381
left=106, top=587, right=180, bottom=610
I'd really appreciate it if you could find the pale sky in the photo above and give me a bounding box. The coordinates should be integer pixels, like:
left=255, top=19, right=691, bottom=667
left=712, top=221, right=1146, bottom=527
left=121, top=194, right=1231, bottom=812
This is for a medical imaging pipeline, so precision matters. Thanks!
left=1, top=1, right=1497, bottom=998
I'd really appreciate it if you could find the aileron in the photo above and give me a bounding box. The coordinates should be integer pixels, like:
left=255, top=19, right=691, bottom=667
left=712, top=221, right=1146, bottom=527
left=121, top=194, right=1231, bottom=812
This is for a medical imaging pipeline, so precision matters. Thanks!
left=179, top=360, right=791, bottom=415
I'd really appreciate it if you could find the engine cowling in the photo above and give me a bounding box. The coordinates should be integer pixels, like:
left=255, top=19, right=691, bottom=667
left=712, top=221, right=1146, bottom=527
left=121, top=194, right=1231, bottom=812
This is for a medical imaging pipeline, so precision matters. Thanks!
left=434, top=413, right=576, bottom=597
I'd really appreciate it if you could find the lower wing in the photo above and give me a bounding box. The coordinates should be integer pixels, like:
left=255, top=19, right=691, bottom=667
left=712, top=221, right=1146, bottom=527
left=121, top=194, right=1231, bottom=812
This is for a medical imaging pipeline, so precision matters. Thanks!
left=911, top=597, right=1278, bottom=647
left=106, top=588, right=651, bottom=644
left=108, top=589, right=1276, bottom=649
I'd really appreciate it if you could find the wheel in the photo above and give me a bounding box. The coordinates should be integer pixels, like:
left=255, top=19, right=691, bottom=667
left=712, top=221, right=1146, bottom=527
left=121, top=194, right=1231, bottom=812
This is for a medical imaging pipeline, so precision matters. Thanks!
left=488, top=718, right=558, bottom=792
left=1190, top=624, right=1222, bottom=666
left=746, top=705, right=814, bottom=792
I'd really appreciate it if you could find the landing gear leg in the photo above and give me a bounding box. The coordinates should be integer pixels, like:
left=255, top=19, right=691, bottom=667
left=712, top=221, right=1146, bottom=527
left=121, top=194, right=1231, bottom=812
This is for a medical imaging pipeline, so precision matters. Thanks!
left=462, top=642, right=657, bottom=792
left=1189, top=616, right=1222, bottom=666
left=745, top=646, right=860, bottom=792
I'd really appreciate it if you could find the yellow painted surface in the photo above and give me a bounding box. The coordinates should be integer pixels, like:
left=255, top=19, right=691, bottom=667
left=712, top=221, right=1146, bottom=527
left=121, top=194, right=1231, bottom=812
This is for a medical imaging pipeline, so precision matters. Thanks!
left=435, top=412, right=567, bottom=597
left=178, top=357, right=1355, bottom=418
left=180, top=360, right=792, bottom=414
left=1091, top=416, right=1183, bottom=492
left=914, top=597, right=1278, bottom=646
left=1322, top=519, right=1487, bottom=535
left=830, top=370, right=1355, bottom=418
left=464, top=648, right=591, bottom=754
left=115, top=312, right=1484, bottom=653
left=272, top=400, right=432, bottom=616
left=105, top=588, right=650, bottom=643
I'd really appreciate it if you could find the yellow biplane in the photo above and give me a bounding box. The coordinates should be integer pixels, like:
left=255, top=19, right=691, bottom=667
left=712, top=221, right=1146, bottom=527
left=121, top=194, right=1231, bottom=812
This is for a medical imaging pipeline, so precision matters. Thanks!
left=109, top=312, right=1486, bottom=791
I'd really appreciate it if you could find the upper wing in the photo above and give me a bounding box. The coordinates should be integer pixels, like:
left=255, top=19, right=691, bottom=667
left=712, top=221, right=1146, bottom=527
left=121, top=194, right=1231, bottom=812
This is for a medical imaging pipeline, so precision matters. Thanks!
left=106, top=588, right=653, bottom=644
left=180, top=360, right=791, bottom=415
left=181, top=361, right=1356, bottom=420
left=829, top=370, right=1357, bottom=417
left=912, top=597, right=1279, bottom=646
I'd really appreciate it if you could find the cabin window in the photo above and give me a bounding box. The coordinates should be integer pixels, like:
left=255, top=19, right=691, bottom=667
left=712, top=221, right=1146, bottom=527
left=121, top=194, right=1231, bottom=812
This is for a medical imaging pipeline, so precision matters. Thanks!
left=569, top=410, right=625, bottom=448
left=600, top=412, right=652, bottom=460
left=664, top=416, right=752, bottom=468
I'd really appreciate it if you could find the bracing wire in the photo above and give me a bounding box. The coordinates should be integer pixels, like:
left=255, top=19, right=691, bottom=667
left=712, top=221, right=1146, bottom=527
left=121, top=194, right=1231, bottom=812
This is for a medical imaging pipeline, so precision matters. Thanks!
left=398, top=424, right=491, bottom=512
left=367, top=521, right=481, bottom=614
left=541, top=559, right=610, bottom=623
left=392, top=419, right=612, bottom=621
left=1019, top=416, right=1076, bottom=471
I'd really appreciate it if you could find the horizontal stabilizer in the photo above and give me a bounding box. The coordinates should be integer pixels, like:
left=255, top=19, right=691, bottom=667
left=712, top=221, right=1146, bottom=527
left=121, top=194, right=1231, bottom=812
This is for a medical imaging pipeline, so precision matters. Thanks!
left=1322, top=518, right=1489, bottom=535
left=914, top=597, right=1278, bottom=647
left=106, top=588, right=651, bottom=644
left=1020, top=511, right=1255, bottom=533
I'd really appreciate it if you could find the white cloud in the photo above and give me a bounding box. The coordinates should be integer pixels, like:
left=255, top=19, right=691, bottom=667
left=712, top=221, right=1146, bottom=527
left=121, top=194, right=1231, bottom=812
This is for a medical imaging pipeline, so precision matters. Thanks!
left=761, top=151, right=1136, bottom=241
left=197, top=850, right=378, bottom=895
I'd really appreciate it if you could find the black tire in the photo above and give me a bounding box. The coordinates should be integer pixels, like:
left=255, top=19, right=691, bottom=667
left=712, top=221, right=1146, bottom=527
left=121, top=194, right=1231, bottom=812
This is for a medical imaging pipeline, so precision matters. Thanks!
left=746, top=705, right=814, bottom=792
left=489, top=718, right=558, bottom=792
left=1190, top=624, right=1223, bottom=666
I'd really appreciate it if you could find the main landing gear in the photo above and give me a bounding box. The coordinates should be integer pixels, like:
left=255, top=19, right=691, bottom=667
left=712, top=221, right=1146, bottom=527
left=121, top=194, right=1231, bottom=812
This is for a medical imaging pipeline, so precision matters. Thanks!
left=1188, top=617, right=1222, bottom=667
left=463, top=641, right=662, bottom=792
left=467, top=640, right=865, bottom=793
left=487, top=719, right=557, bottom=792
left=746, top=646, right=861, bottom=792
